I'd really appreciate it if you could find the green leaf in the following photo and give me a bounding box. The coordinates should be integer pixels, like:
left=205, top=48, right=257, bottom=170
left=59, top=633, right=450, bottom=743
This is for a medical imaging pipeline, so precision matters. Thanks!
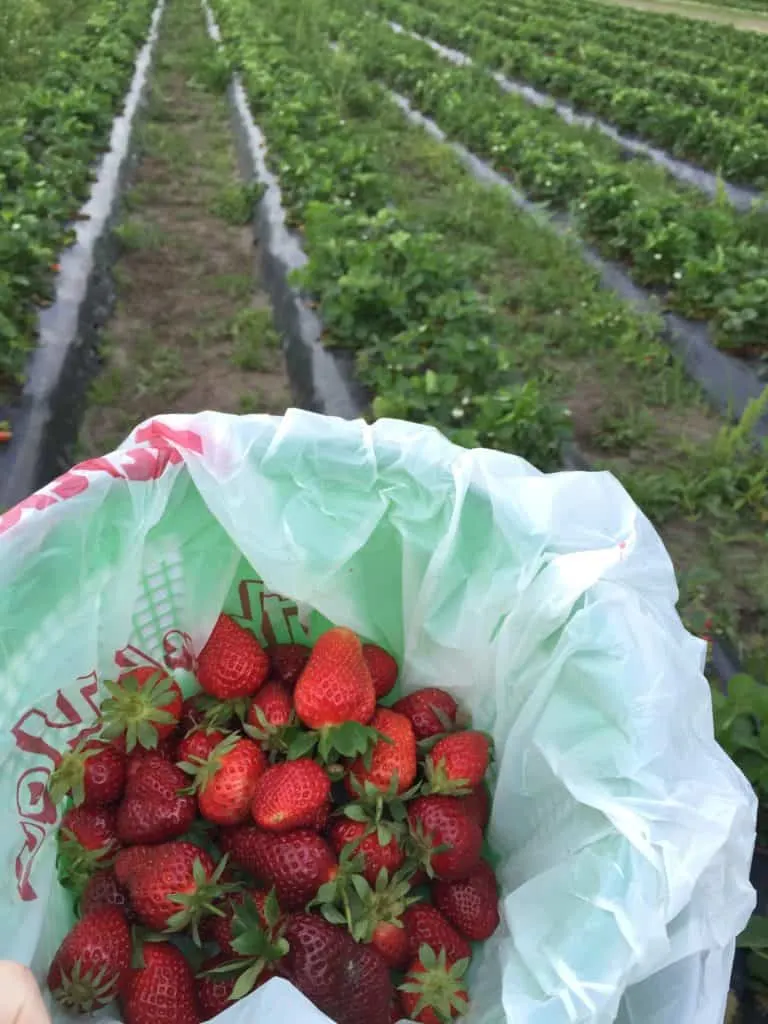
left=344, top=804, right=368, bottom=823
left=287, top=731, right=318, bottom=761
left=231, top=961, right=265, bottom=1000
left=738, top=915, right=768, bottom=950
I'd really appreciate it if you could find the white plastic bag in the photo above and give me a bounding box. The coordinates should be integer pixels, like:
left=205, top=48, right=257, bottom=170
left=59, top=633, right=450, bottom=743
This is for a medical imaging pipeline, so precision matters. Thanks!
left=0, top=409, right=756, bottom=1024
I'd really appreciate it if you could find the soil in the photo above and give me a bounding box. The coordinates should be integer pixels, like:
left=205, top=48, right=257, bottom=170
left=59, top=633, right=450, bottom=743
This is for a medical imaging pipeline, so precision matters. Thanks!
left=79, top=0, right=292, bottom=458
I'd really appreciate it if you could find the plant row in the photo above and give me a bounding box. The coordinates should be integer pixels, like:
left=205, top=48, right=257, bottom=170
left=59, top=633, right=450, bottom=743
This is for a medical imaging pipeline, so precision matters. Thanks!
left=0, top=0, right=157, bottom=395
left=208, top=0, right=768, bottom=668
left=423, top=0, right=768, bottom=96
left=474, top=0, right=768, bottom=61
left=323, top=8, right=768, bottom=353
left=368, top=0, right=768, bottom=188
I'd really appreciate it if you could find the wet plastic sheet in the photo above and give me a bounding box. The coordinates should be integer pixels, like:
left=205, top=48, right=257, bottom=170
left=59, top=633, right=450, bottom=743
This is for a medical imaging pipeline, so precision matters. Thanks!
left=0, top=409, right=756, bottom=1024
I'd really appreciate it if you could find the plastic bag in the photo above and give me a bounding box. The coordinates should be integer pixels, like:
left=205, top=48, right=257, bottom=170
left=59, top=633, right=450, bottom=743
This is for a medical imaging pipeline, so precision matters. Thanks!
left=0, top=408, right=756, bottom=1024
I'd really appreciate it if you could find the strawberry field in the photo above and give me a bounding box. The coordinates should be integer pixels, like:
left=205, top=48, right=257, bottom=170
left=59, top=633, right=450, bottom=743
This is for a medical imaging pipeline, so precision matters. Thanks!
left=1, top=0, right=768, bottom=1012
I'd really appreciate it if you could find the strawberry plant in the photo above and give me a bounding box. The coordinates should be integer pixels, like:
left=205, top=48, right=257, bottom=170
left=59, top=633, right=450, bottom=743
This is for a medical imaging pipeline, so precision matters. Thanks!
left=0, top=0, right=156, bottom=407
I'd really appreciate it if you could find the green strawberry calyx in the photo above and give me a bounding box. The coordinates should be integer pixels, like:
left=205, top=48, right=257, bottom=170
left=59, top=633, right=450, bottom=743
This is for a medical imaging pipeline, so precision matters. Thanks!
left=48, top=739, right=100, bottom=807
left=165, top=854, right=237, bottom=945
left=420, top=756, right=472, bottom=797
left=287, top=722, right=383, bottom=765
left=99, top=670, right=178, bottom=752
left=400, top=946, right=470, bottom=1021
left=177, top=732, right=241, bottom=794
left=50, top=957, right=123, bottom=1012
left=203, top=890, right=289, bottom=1000
left=328, top=866, right=418, bottom=944
left=56, top=829, right=116, bottom=894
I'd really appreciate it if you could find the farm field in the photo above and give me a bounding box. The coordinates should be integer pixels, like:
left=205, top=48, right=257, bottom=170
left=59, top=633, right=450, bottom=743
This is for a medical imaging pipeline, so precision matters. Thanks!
left=0, top=0, right=766, bottom=679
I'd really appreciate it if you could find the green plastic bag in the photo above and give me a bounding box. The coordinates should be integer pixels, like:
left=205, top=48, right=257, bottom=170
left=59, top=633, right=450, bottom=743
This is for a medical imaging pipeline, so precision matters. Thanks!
left=0, top=409, right=756, bottom=1024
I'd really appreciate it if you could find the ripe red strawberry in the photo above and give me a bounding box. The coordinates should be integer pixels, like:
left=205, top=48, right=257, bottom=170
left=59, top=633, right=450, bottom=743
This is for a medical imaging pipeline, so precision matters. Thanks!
left=176, top=727, right=227, bottom=764
left=100, top=667, right=183, bottom=752
left=252, top=829, right=338, bottom=909
left=124, top=736, right=177, bottom=781
left=58, top=805, right=119, bottom=889
left=182, top=734, right=266, bottom=826
left=399, top=948, right=469, bottom=1024
left=270, top=643, right=311, bottom=689
left=122, top=943, right=199, bottom=1024
left=49, top=738, right=126, bottom=808
left=408, top=796, right=482, bottom=880
left=251, top=758, right=330, bottom=832
left=461, top=785, right=491, bottom=831
left=283, top=914, right=392, bottom=1024
left=197, top=614, right=269, bottom=699
left=114, top=844, right=155, bottom=888
left=392, top=689, right=458, bottom=741
left=362, top=644, right=399, bottom=699
left=60, top=805, right=119, bottom=856
left=47, top=907, right=131, bottom=1012
left=402, top=905, right=471, bottom=964
left=196, top=955, right=240, bottom=1021
left=425, top=731, right=490, bottom=794
left=250, top=680, right=294, bottom=727
left=294, top=627, right=375, bottom=729
left=372, top=921, right=409, bottom=970
left=433, top=860, right=499, bottom=941
left=328, top=819, right=405, bottom=887
left=81, top=870, right=134, bottom=921
left=127, top=841, right=226, bottom=938
left=218, top=823, right=265, bottom=874
left=116, top=753, right=196, bottom=844
left=348, top=708, right=416, bottom=795
left=246, top=681, right=295, bottom=753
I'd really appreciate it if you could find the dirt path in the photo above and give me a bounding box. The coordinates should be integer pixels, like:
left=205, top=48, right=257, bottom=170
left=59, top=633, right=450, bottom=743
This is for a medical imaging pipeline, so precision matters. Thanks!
left=593, top=0, right=768, bottom=32
left=79, top=0, right=291, bottom=458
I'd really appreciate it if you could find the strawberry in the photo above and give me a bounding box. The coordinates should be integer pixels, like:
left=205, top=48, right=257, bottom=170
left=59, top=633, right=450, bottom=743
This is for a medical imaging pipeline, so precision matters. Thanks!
left=362, top=644, right=399, bottom=699
left=196, top=956, right=240, bottom=1021
left=246, top=681, right=296, bottom=753
left=181, top=734, right=266, bottom=826
left=60, top=805, right=119, bottom=856
left=47, top=907, right=131, bottom=1012
left=217, top=823, right=266, bottom=874
left=114, top=845, right=155, bottom=888
left=402, top=904, right=471, bottom=964
left=328, top=819, right=405, bottom=887
left=371, top=920, right=410, bottom=970
left=399, top=947, right=469, bottom=1024
left=197, top=614, right=269, bottom=699
left=269, top=643, right=310, bottom=689
left=293, top=627, right=376, bottom=733
left=58, top=806, right=119, bottom=890
left=100, top=667, right=183, bottom=752
left=407, top=796, right=482, bottom=880
left=126, top=841, right=228, bottom=939
left=318, top=869, right=416, bottom=970
left=49, top=738, right=126, bottom=808
left=122, top=943, right=199, bottom=1024
left=80, top=870, right=134, bottom=921
left=252, top=829, right=338, bottom=910
left=251, top=758, right=330, bottom=832
left=176, top=727, right=227, bottom=764
left=424, top=731, right=490, bottom=794
left=433, top=860, right=499, bottom=941
left=116, top=753, right=196, bottom=844
left=124, top=736, right=177, bottom=780
left=461, top=785, right=490, bottom=831
left=348, top=708, right=416, bottom=795
left=283, top=914, right=392, bottom=1024
left=392, top=689, right=458, bottom=741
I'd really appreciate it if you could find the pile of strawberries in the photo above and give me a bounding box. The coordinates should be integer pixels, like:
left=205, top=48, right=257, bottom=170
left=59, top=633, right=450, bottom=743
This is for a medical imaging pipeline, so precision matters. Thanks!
left=47, top=616, right=498, bottom=1024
